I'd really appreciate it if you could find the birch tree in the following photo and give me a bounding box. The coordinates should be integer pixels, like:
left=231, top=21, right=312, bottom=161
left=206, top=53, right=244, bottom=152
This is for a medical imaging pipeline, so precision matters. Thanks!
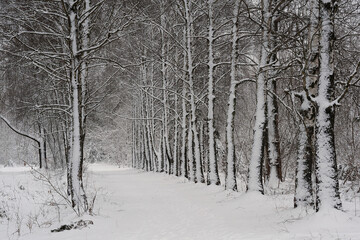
left=247, top=0, right=270, bottom=194
left=294, top=0, right=319, bottom=208
left=312, top=0, right=341, bottom=211
left=206, top=0, right=221, bottom=186
left=224, top=0, right=241, bottom=191
left=265, top=0, right=282, bottom=188
left=184, top=0, right=205, bottom=183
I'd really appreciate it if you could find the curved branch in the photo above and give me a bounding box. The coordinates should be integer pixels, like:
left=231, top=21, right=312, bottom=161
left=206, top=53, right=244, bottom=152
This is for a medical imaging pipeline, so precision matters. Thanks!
left=0, top=115, right=40, bottom=145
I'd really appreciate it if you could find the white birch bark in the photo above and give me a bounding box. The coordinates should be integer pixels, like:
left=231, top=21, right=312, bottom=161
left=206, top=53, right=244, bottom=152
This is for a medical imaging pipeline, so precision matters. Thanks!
left=184, top=0, right=204, bottom=183
left=180, top=35, right=188, bottom=178
left=69, top=0, right=87, bottom=212
left=294, top=120, right=313, bottom=207
left=149, top=56, right=157, bottom=172
left=173, top=90, right=179, bottom=176
left=160, top=0, right=172, bottom=174
left=315, top=0, right=341, bottom=211
left=266, top=87, right=279, bottom=188
left=266, top=2, right=281, bottom=185
left=187, top=115, right=195, bottom=181
left=294, top=0, right=318, bottom=208
left=225, top=0, right=240, bottom=191
left=206, top=0, right=221, bottom=186
left=80, top=0, right=90, bottom=146
left=247, top=0, right=269, bottom=194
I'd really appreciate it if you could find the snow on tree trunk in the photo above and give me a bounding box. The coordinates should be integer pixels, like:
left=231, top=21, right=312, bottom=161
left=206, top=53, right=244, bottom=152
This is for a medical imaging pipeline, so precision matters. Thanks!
left=192, top=83, right=204, bottom=182
left=158, top=130, right=164, bottom=172
left=79, top=0, right=90, bottom=172
left=184, top=0, right=204, bottom=183
left=144, top=79, right=154, bottom=171
left=141, top=87, right=151, bottom=171
left=225, top=81, right=238, bottom=191
left=160, top=0, right=172, bottom=174
left=173, top=90, right=179, bottom=176
left=294, top=0, right=319, bottom=208
left=160, top=131, right=165, bottom=172
left=225, top=0, right=240, bottom=191
left=69, top=0, right=87, bottom=212
left=294, top=119, right=314, bottom=208
left=180, top=44, right=188, bottom=178
left=266, top=80, right=281, bottom=188
left=315, top=0, right=341, bottom=211
left=247, top=0, right=270, bottom=194
left=199, top=121, right=206, bottom=177
left=187, top=115, right=195, bottom=181
left=149, top=60, right=157, bottom=172
left=260, top=0, right=281, bottom=189
left=206, top=0, right=220, bottom=186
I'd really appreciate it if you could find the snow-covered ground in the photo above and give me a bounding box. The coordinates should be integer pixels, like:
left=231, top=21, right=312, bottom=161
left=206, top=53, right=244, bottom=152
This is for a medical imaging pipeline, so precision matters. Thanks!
left=1, top=163, right=360, bottom=240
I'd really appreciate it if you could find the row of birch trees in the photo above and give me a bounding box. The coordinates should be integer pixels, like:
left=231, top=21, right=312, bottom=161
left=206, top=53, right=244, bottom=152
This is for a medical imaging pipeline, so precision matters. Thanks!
left=130, top=0, right=360, bottom=213
left=1, top=0, right=359, bottom=216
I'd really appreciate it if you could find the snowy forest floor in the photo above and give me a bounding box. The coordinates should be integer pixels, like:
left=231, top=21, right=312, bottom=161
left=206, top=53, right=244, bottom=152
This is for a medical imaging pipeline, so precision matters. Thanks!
left=1, top=164, right=360, bottom=240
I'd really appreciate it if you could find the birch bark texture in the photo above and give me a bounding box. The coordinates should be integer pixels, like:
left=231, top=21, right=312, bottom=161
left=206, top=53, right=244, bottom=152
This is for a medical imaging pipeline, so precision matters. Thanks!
left=314, top=0, right=341, bottom=211
left=184, top=0, right=205, bottom=183
left=206, top=0, right=221, bottom=186
left=225, top=0, right=241, bottom=191
left=68, top=0, right=89, bottom=213
left=247, top=0, right=270, bottom=194
left=294, top=0, right=319, bottom=208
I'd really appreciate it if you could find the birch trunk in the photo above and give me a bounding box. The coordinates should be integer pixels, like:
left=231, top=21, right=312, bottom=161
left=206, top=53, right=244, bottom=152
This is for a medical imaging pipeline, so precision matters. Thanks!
left=225, top=0, right=240, bottom=191
left=69, top=0, right=87, bottom=212
left=294, top=120, right=314, bottom=207
left=184, top=0, right=204, bottom=183
left=79, top=0, right=90, bottom=175
left=315, top=0, right=341, bottom=211
left=206, top=0, right=221, bottom=186
left=247, top=0, right=269, bottom=194
left=267, top=81, right=282, bottom=187
left=264, top=0, right=282, bottom=189
left=173, top=90, right=179, bottom=176
left=187, top=115, right=195, bottom=181
left=160, top=0, right=172, bottom=174
left=294, top=0, right=319, bottom=208
left=180, top=41, right=188, bottom=178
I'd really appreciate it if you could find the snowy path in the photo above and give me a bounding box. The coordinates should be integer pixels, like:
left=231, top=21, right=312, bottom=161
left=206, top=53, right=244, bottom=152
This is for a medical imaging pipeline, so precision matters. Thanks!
left=85, top=169, right=281, bottom=240
left=1, top=165, right=360, bottom=240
